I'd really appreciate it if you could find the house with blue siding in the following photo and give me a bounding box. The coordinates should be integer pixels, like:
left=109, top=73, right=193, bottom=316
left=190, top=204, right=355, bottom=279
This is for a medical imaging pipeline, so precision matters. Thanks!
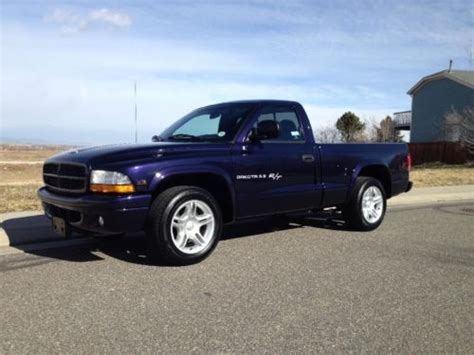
left=394, top=70, right=474, bottom=143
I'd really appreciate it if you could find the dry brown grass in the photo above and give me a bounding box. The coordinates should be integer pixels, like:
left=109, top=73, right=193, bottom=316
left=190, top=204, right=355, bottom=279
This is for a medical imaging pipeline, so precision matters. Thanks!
left=0, top=144, right=72, bottom=212
left=0, top=149, right=473, bottom=212
left=0, top=149, right=62, bottom=162
left=411, top=164, right=474, bottom=187
left=0, top=184, right=42, bottom=213
left=0, top=144, right=74, bottom=162
left=2, top=163, right=43, bottom=184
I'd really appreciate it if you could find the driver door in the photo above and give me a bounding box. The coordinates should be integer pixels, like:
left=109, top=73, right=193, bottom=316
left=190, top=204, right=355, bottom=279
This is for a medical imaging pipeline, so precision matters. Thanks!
left=232, top=104, right=319, bottom=218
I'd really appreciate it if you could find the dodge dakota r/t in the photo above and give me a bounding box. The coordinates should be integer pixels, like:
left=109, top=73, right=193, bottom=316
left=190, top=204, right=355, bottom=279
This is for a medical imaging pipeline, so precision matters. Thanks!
left=38, top=100, right=412, bottom=264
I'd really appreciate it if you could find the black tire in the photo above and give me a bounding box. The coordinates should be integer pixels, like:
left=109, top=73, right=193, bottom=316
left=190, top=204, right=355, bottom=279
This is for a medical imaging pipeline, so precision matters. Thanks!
left=146, top=186, right=223, bottom=265
left=343, top=177, right=387, bottom=231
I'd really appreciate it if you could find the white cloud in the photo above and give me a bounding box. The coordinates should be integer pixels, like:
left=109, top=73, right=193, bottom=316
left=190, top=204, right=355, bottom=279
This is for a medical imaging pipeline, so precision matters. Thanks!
left=44, top=8, right=74, bottom=23
left=44, top=7, right=131, bottom=34
left=89, top=8, right=131, bottom=28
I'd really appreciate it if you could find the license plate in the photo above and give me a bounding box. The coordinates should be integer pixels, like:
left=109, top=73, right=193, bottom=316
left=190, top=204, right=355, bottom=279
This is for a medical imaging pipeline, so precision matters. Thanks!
left=52, top=217, right=70, bottom=238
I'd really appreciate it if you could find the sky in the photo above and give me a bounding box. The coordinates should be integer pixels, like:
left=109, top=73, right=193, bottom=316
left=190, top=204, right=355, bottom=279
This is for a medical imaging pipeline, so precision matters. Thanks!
left=1, top=0, right=473, bottom=144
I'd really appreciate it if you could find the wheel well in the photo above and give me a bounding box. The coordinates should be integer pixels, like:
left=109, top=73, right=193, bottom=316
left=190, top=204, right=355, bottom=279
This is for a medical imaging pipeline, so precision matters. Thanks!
left=358, top=165, right=392, bottom=197
left=152, top=173, right=234, bottom=223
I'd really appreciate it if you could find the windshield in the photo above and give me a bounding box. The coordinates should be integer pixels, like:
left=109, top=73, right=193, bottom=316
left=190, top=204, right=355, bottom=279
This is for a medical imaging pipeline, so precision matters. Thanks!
left=159, top=103, right=255, bottom=142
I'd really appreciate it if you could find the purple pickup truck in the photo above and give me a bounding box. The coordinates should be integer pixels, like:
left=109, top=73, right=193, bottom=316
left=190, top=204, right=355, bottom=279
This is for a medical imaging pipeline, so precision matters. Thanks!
left=38, top=100, right=412, bottom=264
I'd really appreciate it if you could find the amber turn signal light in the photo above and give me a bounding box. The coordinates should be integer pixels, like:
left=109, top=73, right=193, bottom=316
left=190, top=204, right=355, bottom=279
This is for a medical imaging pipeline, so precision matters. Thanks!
left=90, top=184, right=135, bottom=194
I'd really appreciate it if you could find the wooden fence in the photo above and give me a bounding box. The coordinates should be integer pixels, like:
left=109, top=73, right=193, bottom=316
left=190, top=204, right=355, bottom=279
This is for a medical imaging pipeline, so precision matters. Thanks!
left=408, top=142, right=471, bottom=165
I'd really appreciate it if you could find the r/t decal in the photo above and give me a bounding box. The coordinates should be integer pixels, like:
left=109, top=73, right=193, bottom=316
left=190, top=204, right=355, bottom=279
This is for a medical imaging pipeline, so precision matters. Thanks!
left=268, top=172, right=282, bottom=181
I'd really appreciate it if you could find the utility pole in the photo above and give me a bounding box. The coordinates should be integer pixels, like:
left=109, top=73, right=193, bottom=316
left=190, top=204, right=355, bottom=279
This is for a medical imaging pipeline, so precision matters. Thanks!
left=134, top=82, right=138, bottom=143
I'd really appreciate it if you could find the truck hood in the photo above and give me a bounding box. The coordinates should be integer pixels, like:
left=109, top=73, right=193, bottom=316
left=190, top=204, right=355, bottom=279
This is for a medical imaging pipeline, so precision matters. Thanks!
left=46, top=142, right=230, bottom=167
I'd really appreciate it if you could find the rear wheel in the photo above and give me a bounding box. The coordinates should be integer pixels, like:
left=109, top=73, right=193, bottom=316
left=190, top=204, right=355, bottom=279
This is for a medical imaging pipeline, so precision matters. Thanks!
left=146, top=186, right=222, bottom=265
left=343, top=177, right=386, bottom=231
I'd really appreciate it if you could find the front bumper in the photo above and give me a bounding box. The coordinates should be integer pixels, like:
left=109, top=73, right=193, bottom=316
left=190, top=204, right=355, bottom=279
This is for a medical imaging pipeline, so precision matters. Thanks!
left=37, top=186, right=152, bottom=234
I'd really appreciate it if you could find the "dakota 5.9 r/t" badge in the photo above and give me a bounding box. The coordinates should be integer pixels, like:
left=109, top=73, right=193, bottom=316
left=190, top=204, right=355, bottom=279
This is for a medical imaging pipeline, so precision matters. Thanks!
left=236, top=172, right=283, bottom=181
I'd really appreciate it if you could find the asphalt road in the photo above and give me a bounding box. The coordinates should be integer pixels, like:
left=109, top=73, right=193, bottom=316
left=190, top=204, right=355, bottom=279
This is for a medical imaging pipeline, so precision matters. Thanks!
left=1, top=203, right=473, bottom=353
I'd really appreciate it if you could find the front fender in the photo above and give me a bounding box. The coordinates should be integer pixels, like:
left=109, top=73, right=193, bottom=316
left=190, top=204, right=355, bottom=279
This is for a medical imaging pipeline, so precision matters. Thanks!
left=148, top=165, right=236, bottom=219
left=148, top=164, right=234, bottom=191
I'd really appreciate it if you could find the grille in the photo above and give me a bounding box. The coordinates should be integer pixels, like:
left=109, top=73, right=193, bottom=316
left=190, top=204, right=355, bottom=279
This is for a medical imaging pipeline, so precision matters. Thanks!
left=43, top=162, right=87, bottom=193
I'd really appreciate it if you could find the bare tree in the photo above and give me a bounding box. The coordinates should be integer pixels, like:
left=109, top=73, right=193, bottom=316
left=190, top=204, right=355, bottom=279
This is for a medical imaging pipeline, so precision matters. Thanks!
left=314, top=126, right=341, bottom=143
left=365, top=117, right=381, bottom=142
left=353, top=129, right=369, bottom=143
left=444, top=106, right=474, bottom=155
left=369, top=116, right=404, bottom=142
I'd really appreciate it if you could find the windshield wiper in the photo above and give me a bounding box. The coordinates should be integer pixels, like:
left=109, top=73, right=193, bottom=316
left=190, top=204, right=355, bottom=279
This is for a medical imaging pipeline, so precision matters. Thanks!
left=167, top=134, right=201, bottom=141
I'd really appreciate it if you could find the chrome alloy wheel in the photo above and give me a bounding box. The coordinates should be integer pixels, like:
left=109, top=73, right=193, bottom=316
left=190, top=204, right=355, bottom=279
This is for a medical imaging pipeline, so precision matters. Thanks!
left=361, top=186, right=384, bottom=224
left=170, top=199, right=215, bottom=254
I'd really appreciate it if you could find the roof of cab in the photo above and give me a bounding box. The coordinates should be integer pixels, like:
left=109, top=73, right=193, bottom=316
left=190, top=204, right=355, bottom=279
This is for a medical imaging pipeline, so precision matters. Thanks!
left=204, top=99, right=301, bottom=107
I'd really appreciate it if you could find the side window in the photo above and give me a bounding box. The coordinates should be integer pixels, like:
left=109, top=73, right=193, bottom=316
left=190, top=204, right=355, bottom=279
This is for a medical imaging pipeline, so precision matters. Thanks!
left=254, top=106, right=305, bottom=142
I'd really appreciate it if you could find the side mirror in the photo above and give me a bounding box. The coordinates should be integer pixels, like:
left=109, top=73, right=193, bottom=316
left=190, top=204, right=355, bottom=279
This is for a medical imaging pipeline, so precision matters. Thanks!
left=152, top=135, right=163, bottom=142
left=255, top=120, right=279, bottom=140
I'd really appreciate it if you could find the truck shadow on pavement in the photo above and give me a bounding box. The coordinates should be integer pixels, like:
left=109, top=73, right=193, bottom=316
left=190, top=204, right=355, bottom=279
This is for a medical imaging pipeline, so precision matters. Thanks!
left=1, top=214, right=58, bottom=246
left=2, top=213, right=348, bottom=268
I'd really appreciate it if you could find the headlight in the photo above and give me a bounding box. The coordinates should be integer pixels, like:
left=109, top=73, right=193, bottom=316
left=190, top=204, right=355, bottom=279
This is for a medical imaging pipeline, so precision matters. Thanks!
left=90, top=170, right=135, bottom=193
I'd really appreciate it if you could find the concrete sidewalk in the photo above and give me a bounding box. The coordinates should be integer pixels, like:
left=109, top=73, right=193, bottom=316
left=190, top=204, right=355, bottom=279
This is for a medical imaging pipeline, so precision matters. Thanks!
left=388, top=184, right=474, bottom=207
left=1, top=184, right=474, bottom=248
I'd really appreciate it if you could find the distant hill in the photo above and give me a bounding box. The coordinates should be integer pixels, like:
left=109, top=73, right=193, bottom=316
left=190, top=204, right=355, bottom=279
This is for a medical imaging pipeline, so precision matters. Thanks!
left=0, top=143, right=78, bottom=151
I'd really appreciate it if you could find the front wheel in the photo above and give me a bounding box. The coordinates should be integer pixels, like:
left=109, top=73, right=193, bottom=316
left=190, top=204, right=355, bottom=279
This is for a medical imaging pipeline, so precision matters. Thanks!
left=343, top=177, right=387, bottom=231
left=146, top=186, right=223, bottom=265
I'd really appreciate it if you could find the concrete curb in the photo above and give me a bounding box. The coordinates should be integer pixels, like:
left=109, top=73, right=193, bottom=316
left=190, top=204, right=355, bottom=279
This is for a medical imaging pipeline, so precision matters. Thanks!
left=1, top=185, right=473, bottom=251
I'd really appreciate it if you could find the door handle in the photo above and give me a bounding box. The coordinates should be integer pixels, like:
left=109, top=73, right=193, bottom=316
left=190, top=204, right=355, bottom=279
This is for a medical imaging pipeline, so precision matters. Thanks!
left=302, top=154, right=315, bottom=163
